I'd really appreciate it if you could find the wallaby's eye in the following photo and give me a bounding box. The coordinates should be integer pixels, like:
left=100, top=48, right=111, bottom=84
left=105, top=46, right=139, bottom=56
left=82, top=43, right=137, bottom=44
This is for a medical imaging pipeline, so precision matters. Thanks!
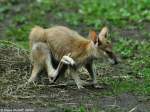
left=106, top=39, right=111, bottom=44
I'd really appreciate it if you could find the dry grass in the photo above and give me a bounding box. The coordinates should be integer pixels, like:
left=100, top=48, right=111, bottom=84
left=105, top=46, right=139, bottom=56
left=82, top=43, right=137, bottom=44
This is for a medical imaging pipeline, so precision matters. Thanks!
left=0, top=41, right=88, bottom=102
left=0, top=40, right=32, bottom=101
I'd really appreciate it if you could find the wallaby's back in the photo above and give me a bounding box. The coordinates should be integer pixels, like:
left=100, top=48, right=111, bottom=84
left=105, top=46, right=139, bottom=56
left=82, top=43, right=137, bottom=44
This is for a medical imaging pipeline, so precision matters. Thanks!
left=29, top=26, right=92, bottom=62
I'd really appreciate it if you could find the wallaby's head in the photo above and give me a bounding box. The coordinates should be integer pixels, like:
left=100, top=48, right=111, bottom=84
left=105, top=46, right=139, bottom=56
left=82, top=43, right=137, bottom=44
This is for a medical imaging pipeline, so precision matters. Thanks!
left=89, top=27, right=118, bottom=64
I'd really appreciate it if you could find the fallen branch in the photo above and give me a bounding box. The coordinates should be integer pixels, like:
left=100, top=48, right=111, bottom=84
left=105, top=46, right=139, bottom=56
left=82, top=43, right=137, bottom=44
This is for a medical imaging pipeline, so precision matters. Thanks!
left=37, top=81, right=104, bottom=89
left=7, top=95, right=48, bottom=99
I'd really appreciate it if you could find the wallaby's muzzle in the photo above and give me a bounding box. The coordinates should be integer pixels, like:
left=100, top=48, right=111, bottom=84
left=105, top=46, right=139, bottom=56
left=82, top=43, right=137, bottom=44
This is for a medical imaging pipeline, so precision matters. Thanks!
left=106, top=50, right=118, bottom=65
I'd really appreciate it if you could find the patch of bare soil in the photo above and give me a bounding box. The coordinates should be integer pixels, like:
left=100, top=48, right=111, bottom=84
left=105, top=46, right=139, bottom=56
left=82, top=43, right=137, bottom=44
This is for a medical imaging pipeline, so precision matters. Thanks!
left=0, top=41, right=150, bottom=112
left=111, top=22, right=150, bottom=41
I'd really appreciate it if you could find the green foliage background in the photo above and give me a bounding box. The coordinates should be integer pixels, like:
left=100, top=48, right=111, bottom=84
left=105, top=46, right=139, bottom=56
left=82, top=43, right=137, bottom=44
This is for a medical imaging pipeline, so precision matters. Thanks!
left=0, top=0, right=149, bottom=44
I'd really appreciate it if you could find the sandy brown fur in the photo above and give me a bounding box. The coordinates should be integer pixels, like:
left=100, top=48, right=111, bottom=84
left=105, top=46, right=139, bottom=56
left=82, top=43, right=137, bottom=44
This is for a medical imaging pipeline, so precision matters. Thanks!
left=28, top=26, right=118, bottom=88
left=29, top=26, right=96, bottom=65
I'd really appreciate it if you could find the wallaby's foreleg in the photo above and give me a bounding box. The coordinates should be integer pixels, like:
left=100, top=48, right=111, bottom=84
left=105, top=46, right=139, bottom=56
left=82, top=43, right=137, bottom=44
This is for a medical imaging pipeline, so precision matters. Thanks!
left=71, top=70, right=89, bottom=89
left=85, top=62, right=97, bottom=84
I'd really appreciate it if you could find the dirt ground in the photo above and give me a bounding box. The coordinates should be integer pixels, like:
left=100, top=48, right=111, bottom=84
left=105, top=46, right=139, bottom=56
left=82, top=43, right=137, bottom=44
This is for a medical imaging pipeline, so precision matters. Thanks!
left=0, top=34, right=150, bottom=112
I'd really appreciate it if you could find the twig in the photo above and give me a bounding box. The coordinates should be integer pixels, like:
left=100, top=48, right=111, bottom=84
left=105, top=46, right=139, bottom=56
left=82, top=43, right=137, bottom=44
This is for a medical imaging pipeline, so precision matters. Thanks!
left=37, top=82, right=101, bottom=88
left=9, top=95, right=48, bottom=99
left=128, top=106, right=137, bottom=112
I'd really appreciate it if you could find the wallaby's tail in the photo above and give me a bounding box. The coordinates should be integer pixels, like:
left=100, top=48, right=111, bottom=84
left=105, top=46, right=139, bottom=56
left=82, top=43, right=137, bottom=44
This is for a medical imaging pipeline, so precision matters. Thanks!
left=29, top=26, right=46, bottom=48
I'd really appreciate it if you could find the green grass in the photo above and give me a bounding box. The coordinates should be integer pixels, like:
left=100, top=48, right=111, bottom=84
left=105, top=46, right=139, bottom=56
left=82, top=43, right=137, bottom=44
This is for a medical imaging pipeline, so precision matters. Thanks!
left=113, top=39, right=150, bottom=95
left=0, top=0, right=149, bottom=43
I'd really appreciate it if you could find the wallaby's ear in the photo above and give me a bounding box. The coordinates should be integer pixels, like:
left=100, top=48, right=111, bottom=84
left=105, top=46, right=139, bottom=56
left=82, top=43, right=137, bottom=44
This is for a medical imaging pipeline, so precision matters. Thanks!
left=88, top=30, right=97, bottom=44
left=98, top=27, right=108, bottom=41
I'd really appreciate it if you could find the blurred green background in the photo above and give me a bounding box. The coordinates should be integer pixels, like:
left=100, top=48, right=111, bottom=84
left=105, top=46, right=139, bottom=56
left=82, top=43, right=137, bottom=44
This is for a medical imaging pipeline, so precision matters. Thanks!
left=0, top=0, right=149, bottom=48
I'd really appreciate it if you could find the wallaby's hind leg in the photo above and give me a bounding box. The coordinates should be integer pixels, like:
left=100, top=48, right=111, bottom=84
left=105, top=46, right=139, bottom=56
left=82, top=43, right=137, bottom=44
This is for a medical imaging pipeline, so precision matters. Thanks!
left=45, top=53, right=57, bottom=83
left=28, top=42, right=76, bottom=84
left=28, top=42, right=55, bottom=83
left=28, top=63, right=42, bottom=83
left=48, top=54, right=76, bottom=83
